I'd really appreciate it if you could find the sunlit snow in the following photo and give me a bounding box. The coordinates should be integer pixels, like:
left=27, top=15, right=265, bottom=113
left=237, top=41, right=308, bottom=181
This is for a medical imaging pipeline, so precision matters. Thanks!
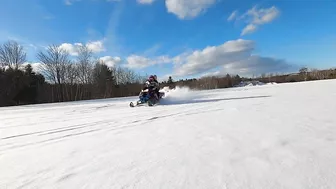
left=1, top=79, right=336, bottom=188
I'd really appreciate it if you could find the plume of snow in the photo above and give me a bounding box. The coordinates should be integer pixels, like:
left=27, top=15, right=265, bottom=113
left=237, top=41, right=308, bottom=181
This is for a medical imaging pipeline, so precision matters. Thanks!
left=159, top=86, right=201, bottom=105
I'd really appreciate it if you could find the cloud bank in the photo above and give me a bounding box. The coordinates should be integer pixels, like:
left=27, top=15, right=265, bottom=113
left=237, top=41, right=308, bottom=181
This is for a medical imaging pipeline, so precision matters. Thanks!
left=122, top=39, right=296, bottom=78
left=58, top=40, right=105, bottom=56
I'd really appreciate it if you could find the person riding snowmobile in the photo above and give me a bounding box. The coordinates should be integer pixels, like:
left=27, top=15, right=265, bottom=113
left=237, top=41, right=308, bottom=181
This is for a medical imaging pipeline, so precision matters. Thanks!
left=142, top=75, right=160, bottom=100
left=129, top=75, right=164, bottom=107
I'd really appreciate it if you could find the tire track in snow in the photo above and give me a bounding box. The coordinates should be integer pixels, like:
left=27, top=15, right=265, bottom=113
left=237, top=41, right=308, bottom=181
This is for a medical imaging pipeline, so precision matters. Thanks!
left=0, top=110, right=183, bottom=153
left=0, top=119, right=118, bottom=140
left=0, top=93, right=238, bottom=155
left=0, top=105, right=118, bottom=129
left=0, top=105, right=205, bottom=154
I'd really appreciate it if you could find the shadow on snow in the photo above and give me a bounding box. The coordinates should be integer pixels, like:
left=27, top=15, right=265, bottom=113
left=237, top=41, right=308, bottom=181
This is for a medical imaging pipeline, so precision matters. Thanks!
left=159, top=95, right=272, bottom=106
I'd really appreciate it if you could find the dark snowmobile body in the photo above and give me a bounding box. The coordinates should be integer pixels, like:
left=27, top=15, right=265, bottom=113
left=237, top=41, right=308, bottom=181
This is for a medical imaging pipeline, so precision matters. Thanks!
left=130, top=89, right=165, bottom=107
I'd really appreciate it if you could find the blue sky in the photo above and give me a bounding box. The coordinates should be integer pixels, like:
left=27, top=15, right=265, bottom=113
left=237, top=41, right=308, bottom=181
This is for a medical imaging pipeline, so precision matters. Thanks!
left=1, top=0, right=336, bottom=80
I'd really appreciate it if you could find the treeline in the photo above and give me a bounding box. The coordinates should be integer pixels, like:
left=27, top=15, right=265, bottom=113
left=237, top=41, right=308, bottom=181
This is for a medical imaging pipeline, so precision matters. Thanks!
left=0, top=64, right=45, bottom=106
left=0, top=40, right=146, bottom=107
left=1, top=40, right=336, bottom=107
left=257, top=67, right=336, bottom=83
left=162, top=74, right=243, bottom=90
left=163, top=67, right=336, bottom=90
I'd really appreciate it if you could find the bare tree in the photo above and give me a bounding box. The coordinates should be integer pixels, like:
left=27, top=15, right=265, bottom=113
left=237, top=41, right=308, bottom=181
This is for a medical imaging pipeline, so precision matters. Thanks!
left=76, top=45, right=94, bottom=84
left=0, top=40, right=26, bottom=70
left=113, top=67, right=142, bottom=85
left=37, top=44, right=71, bottom=102
left=37, top=44, right=71, bottom=84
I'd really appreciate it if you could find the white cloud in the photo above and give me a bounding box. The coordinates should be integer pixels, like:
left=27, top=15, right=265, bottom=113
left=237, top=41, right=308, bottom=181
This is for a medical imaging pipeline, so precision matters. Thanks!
left=125, top=55, right=150, bottom=69
left=20, top=62, right=44, bottom=73
left=86, top=40, right=105, bottom=53
left=58, top=40, right=105, bottom=56
left=125, top=55, right=171, bottom=69
left=65, top=0, right=72, bottom=5
left=187, top=55, right=296, bottom=78
left=172, top=39, right=255, bottom=76
left=137, top=0, right=156, bottom=4
left=227, top=10, right=238, bottom=21
left=59, top=43, right=81, bottom=56
left=165, top=0, right=217, bottom=19
left=64, top=0, right=81, bottom=5
left=228, top=6, right=280, bottom=36
left=122, top=39, right=294, bottom=78
left=245, top=6, right=280, bottom=25
left=222, top=55, right=294, bottom=76
left=200, top=70, right=221, bottom=78
left=202, top=56, right=295, bottom=77
left=99, top=56, right=122, bottom=67
left=171, top=39, right=296, bottom=77
left=239, top=6, right=280, bottom=36
left=241, top=24, right=257, bottom=35
left=136, top=0, right=217, bottom=19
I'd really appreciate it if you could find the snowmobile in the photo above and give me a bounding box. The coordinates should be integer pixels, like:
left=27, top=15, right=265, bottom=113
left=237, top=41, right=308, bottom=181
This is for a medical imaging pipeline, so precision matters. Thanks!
left=130, top=88, right=165, bottom=107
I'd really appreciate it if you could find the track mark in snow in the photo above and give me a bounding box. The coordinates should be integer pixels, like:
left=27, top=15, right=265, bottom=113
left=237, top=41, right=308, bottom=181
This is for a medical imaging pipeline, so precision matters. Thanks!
left=16, top=179, right=36, bottom=189
left=70, top=104, right=116, bottom=113
left=95, top=104, right=116, bottom=109
left=149, top=117, right=159, bottom=120
left=0, top=119, right=118, bottom=140
left=2, top=112, right=182, bottom=152
left=37, top=125, right=105, bottom=137
left=0, top=128, right=103, bottom=153
left=57, top=173, right=76, bottom=182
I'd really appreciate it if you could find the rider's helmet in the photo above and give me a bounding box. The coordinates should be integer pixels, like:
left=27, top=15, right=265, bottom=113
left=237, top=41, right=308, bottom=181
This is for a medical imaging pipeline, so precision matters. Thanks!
left=153, top=75, right=157, bottom=81
left=148, top=75, right=155, bottom=81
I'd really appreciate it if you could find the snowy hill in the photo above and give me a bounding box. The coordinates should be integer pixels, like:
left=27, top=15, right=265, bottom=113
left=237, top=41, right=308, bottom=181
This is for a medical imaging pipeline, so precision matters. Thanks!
left=1, top=79, right=336, bottom=189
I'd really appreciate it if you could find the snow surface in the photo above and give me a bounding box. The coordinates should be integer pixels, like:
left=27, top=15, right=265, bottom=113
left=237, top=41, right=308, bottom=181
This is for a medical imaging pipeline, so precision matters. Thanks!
left=1, top=79, right=336, bottom=189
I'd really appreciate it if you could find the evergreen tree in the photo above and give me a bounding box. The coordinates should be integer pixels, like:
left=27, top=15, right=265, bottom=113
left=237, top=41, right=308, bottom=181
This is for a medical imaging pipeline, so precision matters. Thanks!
left=24, top=64, right=33, bottom=75
left=167, top=76, right=173, bottom=84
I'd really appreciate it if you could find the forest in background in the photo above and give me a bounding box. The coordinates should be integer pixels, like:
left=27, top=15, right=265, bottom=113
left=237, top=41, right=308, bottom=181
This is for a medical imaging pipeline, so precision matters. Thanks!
left=1, top=40, right=336, bottom=107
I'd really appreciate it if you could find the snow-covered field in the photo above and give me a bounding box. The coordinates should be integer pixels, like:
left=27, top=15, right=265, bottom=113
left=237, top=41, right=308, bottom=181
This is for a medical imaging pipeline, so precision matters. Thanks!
left=1, top=79, right=336, bottom=189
